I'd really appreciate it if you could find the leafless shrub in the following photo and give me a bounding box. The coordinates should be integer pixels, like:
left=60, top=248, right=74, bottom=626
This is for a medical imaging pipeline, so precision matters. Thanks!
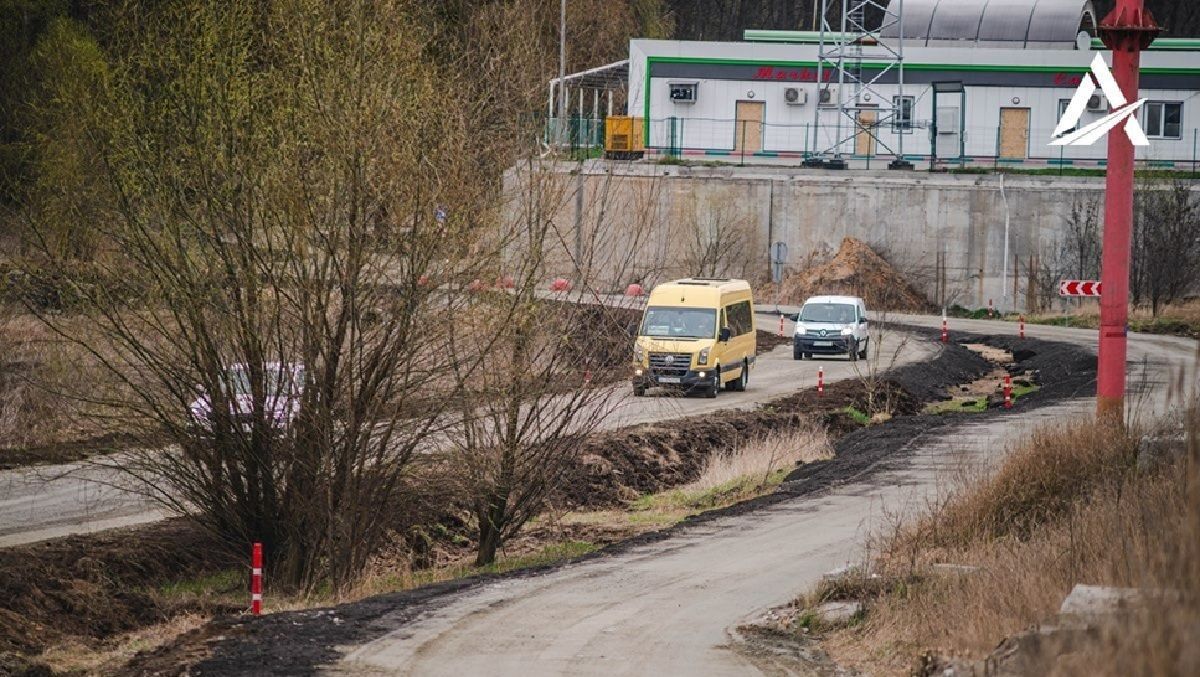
left=690, top=423, right=832, bottom=492
left=19, top=0, right=498, bottom=593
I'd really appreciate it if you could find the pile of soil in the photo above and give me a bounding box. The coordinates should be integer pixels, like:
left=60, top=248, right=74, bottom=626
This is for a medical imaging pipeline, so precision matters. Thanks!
left=764, top=237, right=930, bottom=311
left=0, top=520, right=238, bottom=670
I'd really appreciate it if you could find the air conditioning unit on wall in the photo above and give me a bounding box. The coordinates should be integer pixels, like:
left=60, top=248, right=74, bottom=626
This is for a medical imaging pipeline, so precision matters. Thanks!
left=1086, top=94, right=1108, bottom=112
left=818, top=88, right=833, bottom=105
left=784, top=87, right=807, bottom=106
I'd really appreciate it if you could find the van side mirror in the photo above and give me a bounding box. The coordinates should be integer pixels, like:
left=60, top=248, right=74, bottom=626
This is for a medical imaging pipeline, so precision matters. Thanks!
left=859, top=317, right=868, bottom=324
left=719, top=327, right=732, bottom=342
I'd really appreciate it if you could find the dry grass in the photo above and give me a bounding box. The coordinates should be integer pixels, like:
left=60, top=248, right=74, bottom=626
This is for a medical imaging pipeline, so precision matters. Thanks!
left=818, top=416, right=1200, bottom=676
left=37, top=613, right=211, bottom=675
left=1030, top=299, right=1200, bottom=337
left=634, top=423, right=832, bottom=512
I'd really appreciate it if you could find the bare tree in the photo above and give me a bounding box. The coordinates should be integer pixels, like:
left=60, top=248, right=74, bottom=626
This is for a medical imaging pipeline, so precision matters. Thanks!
left=681, top=194, right=763, bottom=280
left=19, top=0, right=493, bottom=593
left=1132, top=181, right=1200, bottom=315
left=446, top=160, right=635, bottom=566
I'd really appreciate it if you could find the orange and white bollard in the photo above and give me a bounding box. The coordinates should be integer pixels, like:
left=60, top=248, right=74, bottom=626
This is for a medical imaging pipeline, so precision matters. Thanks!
left=778, top=314, right=785, bottom=337
left=1004, top=375, right=1013, bottom=409
left=817, top=367, right=824, bottom=396
left=251, top=542, right=263, bottom=615
left=1019, top=315, right=1026, bottom=339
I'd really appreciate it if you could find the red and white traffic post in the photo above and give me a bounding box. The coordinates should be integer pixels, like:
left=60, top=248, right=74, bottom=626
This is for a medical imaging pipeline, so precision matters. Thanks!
left=988, top=298, right=994, bottom=318
left=940, top=314, right=948, bottom=344
left=817, top=367, right=824, bottom=396
left=1096, top=0, right=1158, bottom=422
left=251, top=542, right=263, bottom=615
left=778, top=314, right=785, bottom=337
left=1019, top=314, right=1026, bottom=339
left=1004, top=375, right=1013, bottom=409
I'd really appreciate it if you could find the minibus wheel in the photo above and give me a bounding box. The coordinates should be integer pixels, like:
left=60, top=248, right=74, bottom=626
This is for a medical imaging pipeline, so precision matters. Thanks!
left=705, top=370, right=720, bottom=398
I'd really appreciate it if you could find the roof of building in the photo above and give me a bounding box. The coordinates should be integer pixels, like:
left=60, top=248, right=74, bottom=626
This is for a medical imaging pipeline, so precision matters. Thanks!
left=742, top=29, right=1200, bottom=52
left=880, top=0, right=1097, bottom=48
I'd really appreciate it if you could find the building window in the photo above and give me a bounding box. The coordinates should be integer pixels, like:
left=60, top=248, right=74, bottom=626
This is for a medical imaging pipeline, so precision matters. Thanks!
left=1058, top=99, right=1078, bottom=134
left=1144, top=102, right=1182, bottom=139
left=668, top=82, right=698, bottom=104
left=892, top=95, right=914, bottom=130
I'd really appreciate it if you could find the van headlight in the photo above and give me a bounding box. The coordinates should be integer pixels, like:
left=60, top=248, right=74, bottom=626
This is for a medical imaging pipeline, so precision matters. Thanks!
left=841, top=327, right=855, bottom=336
left=794, top=323, right=806, bottom=335
left=698, top=348, right=709, bottom=365
left=634, top=344, right=645, bottom=363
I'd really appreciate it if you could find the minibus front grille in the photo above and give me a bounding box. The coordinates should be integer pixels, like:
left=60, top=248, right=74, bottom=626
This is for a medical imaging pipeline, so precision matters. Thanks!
left=648, top=352, right=692, bottom=375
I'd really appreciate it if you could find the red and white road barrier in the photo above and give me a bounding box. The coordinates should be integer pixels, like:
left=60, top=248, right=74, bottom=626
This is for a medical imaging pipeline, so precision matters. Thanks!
left=817, top=367, right=824, bottom=396
left=941, top=317, right=948, bottom=344
left=1019, top=315, right=1026, bottom=339
left=549, top=278, right=572, bottom=293
left=624, top=283, right=644, bottom=297
left=778, top=314, right=785, bottom=337
left=251, top=542, right=263, bottom=615
left=1004, top=375, right=1013, bottom=409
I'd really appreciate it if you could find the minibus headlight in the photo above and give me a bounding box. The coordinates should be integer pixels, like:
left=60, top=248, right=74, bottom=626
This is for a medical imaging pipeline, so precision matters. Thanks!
left=634, top=344, right=645, bottom=363
left=698, top=348, right=710, bottom=365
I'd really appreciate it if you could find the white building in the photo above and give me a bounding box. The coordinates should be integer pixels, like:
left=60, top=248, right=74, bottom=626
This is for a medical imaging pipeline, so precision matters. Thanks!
left=598, top=0, right=1200, bottom=169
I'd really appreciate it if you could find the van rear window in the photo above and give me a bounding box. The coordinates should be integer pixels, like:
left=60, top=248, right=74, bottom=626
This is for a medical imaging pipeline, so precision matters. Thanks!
left=640, top=307, right=717, bottom=339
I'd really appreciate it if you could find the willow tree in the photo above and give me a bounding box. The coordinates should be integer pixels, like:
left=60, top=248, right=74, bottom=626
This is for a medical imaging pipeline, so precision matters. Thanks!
left=21, top=0, right=494, bottom=592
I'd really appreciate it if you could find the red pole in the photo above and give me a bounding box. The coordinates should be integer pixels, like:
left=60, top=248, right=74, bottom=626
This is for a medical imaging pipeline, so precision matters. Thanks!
left=1004, top=375, right=1013, bottom=409
left=1019, top=314, right=1025, bottom=339
left=778, top=314, right=785, bottom=337
left=988, top=299, right=994, bottom=318
left=1096, top=1, right=1158, bottom=422
left=817, top=367, right=824, bottom=396
left=251, top=542, right=263, bottom=615
left=941, top=317, right=948, bottom=344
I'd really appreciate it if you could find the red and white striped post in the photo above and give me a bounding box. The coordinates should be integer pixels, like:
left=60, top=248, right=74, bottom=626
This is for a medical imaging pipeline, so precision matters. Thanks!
left=778, top=314, right=785, bottom=337
left=1004, top=375, right=1013, bottom=409
left=584, top=369, right=593, bottom=385
left=988, top=298, right=994, bottom=318
left=817, top=367, right=825, bottom=396
left=1019, top=314, right=1026, bottom=339
left=251, top=542, right=263, bottom=615
left=941, top=316, right=949, bottom=344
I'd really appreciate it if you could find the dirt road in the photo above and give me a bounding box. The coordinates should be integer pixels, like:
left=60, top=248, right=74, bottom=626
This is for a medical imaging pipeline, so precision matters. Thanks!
left=330, top=317, right=1195, bottom=676
left=0, top=320, right=932, bottom=548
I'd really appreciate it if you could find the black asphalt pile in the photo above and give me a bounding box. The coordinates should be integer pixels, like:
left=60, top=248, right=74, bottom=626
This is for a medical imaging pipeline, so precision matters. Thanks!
left=782, top=327, right=1097, bottom=494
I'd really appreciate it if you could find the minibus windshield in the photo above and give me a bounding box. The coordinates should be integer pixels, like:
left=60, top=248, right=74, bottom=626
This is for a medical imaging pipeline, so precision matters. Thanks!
left=640, top=307, right=717, bottom=339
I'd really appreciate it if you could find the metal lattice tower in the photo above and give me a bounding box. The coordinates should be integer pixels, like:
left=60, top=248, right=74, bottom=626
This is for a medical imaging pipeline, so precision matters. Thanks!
left=809, top=0, right=912, bottom=169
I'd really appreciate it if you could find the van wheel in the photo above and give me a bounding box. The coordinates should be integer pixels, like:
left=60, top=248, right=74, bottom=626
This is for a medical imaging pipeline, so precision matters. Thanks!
left=793, top=347, right=803, bottom=361
left=705, top=370, right=720, bottom=398
left=724, top=360, right=744, bottom=391
left=858, top=341, right=869, bottom=360
left=849, top=341, right=859, bottom=362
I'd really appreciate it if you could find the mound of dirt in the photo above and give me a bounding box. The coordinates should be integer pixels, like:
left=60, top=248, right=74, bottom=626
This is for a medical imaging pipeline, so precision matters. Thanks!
left=766, top=238, right=930, bottom=311
left=0, top=520, right=237, bottom=659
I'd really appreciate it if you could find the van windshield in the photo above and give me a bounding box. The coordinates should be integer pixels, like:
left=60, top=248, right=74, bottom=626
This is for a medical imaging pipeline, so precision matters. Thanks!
left=800, top=303, right=857, bottom=324
left=640, top=307, right=717, bottom=339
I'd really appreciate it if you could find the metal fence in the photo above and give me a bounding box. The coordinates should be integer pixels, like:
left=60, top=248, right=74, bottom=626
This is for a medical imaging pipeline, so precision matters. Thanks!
left=548, top=115, right=1200, bottom=172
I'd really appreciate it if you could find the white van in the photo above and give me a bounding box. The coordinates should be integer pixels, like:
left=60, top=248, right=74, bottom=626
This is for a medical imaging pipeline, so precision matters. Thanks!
left=792, top=295, right=869, bottom=361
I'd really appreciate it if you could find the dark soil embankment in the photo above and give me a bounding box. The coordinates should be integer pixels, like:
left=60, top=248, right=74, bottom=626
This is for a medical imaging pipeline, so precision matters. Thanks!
left=0, top=520, right=237, bottom=671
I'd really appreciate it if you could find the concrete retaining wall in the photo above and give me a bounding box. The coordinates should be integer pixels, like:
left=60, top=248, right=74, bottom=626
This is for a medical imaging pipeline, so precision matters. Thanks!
left=509, top=161, right=1199, bottom=310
